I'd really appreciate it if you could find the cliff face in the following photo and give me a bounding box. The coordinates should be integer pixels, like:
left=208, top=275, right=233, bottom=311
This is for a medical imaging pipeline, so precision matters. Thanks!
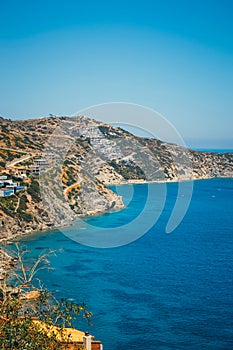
left=0, top=115, right=232, bottom=240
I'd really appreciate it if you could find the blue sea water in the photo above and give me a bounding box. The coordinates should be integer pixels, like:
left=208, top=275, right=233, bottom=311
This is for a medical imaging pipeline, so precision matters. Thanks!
left=193, top=148, right=233, bottom=154
left=21, top=178, right=233, bottom=350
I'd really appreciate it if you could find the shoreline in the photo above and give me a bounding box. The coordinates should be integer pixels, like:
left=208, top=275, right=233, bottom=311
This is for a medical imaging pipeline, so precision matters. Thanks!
left=1, top=176, right=233, bottom=246
left=108, top=174, right=232, bottom=186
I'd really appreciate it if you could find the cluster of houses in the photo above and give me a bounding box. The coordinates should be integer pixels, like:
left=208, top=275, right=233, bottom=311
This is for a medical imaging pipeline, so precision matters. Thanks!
left=0, top=175, right=25, bottom=198
left=7, top=158, right=50, bottom=178
left=79, top=125, right=123, bottom=160
left=0, top=157, right=52, bottom=198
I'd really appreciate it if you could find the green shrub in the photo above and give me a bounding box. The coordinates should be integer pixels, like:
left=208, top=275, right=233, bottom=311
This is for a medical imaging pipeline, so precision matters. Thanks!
left=18, top=195, right=28, bottom=212
left=27, top=179, right=41, bottom=202
left=0, top=245, right=90, bottom=350
left=18, top=211, right=33, bottom=222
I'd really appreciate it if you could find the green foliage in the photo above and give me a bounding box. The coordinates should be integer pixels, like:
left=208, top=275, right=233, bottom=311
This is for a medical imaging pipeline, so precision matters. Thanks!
left=0, top=203, right=14, bottom=217
left=27, top=179, right=41, bottom=202
left=0, top=152, right=7, bottom=159
left=64, top=159, right=73, bottom=166
left=18, top=195, right=28, bottom=212
left=14, top=136, right=25, bottom=149
left=0, top=193, right=34, bottom=222
left=109, top=160, right=146, bottom=180
left=11, top=175, right=23, bottom=182
left=1, top=125, right=8, bottom=133
left=66, top=169, right=76, bottom=187
left=5, top=151, right=17, bottom=162
left=0, top=196, right=18, bottom=212
left=22, top=135, right=32, bottom=144
left=18, top=211, right=33, bottom=222
left=0, top=150, right=22, bottom=162
left=0, top=245, right=91, bottom=349
left=0, top=307, right=62, bottom=350
left=16, top=195, right=31, bottom=223
left=0, top=296, right=86, bottom=349
left=68, top=187, right=79, bottom=200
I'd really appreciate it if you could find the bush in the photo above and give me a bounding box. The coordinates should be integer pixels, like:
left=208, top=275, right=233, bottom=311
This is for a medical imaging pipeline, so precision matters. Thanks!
left=18, top=195, right=28, bottom=212
left=0, top=245, right=91, bottom=350
left=0, top=196, right=18, bottom=213
left=27, top=179, right=41, bottom=202
left=18, top=211, right=33, bottom=222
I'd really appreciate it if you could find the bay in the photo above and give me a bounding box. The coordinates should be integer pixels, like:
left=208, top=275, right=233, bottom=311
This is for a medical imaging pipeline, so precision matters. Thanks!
left=21, top=178, right=233, bottom=350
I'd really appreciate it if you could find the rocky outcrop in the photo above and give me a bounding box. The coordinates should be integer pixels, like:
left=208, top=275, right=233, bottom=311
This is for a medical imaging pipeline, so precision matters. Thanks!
left=0, top=115, right=232, bottom=240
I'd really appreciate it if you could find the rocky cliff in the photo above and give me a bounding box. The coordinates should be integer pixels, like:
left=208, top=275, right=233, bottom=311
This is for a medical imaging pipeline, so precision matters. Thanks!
left=0, top=115, right=232, bottom=240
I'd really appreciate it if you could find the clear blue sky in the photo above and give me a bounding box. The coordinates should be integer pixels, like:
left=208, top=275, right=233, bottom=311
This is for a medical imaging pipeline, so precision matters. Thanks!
left=0, top=0, right=233, bottom=148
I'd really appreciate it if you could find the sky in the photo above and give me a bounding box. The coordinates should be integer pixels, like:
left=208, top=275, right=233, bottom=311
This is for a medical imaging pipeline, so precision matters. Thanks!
left=0, top=0, right=233, bottom=148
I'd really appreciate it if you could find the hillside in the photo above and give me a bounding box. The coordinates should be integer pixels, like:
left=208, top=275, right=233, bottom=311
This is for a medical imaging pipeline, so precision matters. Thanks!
left=0, top=115, right=232, bottom=240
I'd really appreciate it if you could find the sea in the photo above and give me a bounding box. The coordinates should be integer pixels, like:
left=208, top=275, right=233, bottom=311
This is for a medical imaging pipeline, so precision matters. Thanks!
left=20, top=175, right=233, bottom=349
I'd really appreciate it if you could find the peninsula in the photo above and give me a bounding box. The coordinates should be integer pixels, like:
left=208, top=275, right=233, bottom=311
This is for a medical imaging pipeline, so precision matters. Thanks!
left=0, top=115, right=232, bottom=240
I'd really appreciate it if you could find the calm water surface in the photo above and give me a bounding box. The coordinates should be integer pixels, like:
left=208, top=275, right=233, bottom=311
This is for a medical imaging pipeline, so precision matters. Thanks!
left=21, top=178, right=233, bottom=350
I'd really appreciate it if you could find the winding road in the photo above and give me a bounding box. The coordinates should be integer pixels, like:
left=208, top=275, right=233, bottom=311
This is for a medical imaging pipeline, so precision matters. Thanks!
left=6, top=154, right=35, bottom=168
left=63, top=174, right=83, bottom=201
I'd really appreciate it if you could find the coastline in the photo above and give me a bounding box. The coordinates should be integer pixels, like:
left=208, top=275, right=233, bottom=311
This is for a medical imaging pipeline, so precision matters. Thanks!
left=1, top=176, right=232, bottom=246
left=107, top=174, right=233, bottom=187
left=1, top=116, right=232, bottom=246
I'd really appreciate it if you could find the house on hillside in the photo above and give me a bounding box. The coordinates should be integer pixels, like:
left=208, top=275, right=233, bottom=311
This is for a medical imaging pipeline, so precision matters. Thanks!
left=28, top=158, right=50, bottom=177
left=56, top=330, right=103, bottom=350
left=0, top=176, right=25, bottom=197
left=0, top=188, right=14, bottom=197
left=8, top=166, right=27, bottom=179
left=34, top=158, right=50, bottom=167
left=28, top=164, right=40, bottom=176
left=29, top=318, right=103, bottom=350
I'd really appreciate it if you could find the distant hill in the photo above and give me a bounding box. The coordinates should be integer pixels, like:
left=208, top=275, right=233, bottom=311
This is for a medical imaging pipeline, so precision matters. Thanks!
left=0, top=115, right=232, bottom=240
